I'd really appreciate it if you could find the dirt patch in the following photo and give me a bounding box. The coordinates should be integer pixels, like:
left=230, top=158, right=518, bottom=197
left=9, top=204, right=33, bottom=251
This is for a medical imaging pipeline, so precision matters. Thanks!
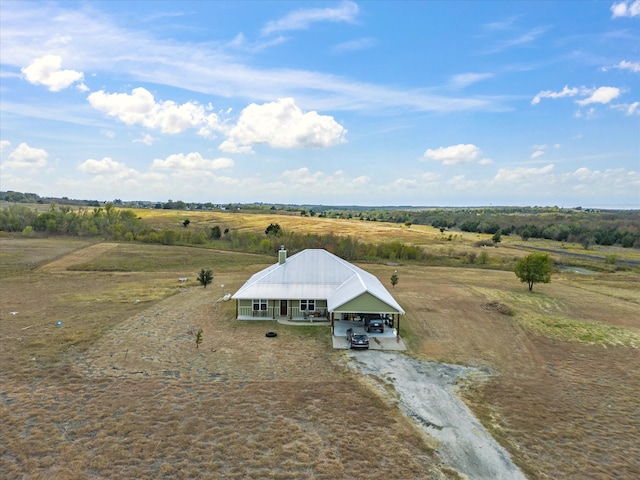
left=480, top=300, right=512, bottom=315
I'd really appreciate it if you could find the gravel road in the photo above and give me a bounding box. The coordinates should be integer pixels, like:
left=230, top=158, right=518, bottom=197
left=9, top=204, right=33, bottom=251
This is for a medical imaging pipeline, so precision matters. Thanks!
left=348, top=351, right=527, bottom=480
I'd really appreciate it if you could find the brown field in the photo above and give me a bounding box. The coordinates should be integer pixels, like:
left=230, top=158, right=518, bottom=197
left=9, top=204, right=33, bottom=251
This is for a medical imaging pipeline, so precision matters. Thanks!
left=1, top=226, right=639, bottom=479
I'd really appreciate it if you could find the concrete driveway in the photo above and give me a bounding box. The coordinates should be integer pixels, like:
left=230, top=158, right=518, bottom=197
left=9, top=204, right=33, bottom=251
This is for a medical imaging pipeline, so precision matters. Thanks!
left=332, top=320, right=406, bottom=351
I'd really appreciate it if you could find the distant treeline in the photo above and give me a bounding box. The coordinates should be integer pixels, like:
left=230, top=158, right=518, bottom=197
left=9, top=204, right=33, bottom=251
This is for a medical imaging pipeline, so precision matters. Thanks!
left=2, top=190, right=639, bottom=248
left=316, top=207, right=640, bottom=249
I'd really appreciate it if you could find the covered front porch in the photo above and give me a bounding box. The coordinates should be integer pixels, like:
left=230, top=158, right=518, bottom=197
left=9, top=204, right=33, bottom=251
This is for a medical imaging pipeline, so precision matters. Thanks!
left=236, top=299, right=330, bottom=321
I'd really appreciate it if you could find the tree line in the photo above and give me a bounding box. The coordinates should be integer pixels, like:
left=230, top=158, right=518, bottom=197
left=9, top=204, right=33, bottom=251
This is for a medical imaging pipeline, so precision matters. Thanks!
left=0, top=204, right=428, bottom=263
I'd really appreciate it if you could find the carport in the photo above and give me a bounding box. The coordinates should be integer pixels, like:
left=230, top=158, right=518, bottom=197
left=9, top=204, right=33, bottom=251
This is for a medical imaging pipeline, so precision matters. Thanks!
left=332, top=320, right=406, bottom=350
left=327, top=278, right=405, bottom=340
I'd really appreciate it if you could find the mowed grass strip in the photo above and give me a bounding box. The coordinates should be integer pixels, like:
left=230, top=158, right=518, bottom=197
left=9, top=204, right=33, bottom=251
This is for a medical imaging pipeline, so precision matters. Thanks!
left=0, top=236, right=92, bottom=276
left=65, top=242, right=273, bottom=272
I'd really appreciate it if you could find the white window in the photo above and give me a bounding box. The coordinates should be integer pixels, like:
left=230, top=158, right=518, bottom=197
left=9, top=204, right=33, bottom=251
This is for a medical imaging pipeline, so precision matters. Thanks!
left=253, top=299, right=267, bottom=311
left=300, top=299, right=315, bottom=311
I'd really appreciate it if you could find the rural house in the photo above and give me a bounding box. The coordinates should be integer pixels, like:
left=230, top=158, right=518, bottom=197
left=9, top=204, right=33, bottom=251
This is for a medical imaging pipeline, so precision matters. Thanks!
left=232, top=246, right=405, bottom=335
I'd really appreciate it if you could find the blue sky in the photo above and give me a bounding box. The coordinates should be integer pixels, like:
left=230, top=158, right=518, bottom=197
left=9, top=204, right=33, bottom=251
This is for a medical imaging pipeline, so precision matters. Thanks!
left=1, top=0, right=639, bottom=207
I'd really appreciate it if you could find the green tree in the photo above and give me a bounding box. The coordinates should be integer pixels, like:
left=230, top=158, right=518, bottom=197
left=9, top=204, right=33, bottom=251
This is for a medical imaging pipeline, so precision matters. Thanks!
left=265, top=223, right=281, bottom=236
left=195, top=329, right=203, bottom=349
left=492, top=231, right=502, bottom=243
left=514, top=253, right=553, bottom=292
left=390, top=271, right=398, bottom=288
left=210, top=225, right=222, bottom=240
left=197, top=269, right=213, bottom=288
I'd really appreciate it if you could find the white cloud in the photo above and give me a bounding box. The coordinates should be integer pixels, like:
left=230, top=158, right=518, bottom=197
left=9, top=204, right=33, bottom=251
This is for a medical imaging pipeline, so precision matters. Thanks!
left=422, top=144, right=482, bottom=166
left=531, top=150, right=545, bottom=159
left=222, top=98, right=347, bottom=152
left=447, top=174, right=478, bottom=190
left=450, top=73, right=494, bottom=88
left=4, top=143, right=48, bottom=169
left=575, top=107, right=597, bottom=119
left=611, top=101, right=640, bottom=115
left=533, top=85, right=622, bottom=107
left=483, top=26, right=549, bottom=54
left=478, top=158, right=494, bottom=165
left=494, top=164, right=554, bottom=183
left=133, top=134, right=156, bottom=146
left=262, top=1, right=359, bottom=35
left=21, top=55, right=86, bottom=92
left=531, top=85, right=580, bottom=105
left=332, top=37, right=378, bottom=53
left=351, top=175, right=370, bottom=187
left=0, top=3, right=509, bottom=115
left=276, top=167, right=370, bottom=194
left=87, top=87, right=222, bottom=135
left=626, top=102, right=639, bottom=115
left=0, top=140, right=11, bottom=153
left=576, top=86, right=621, bottom=106
left=388, top=173, right=440, bottom=191
left=611, top=1, right=640, bottom=18
left=282, top=167, right=326, bottom=185
left=76, top=157, right=167, bottom=189
left=78, top=157, right=127, bottom=175
left=566, top=167, right=640, bottom=193
left=602, top=60, right=640, bottom=73
left=151, top=152, right=234, bottom=171
left=218, top=140, right=255, bottom=154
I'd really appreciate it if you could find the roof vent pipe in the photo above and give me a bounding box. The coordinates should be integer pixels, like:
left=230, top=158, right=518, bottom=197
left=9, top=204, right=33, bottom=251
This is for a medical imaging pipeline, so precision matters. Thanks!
left=278, top=245, right=287, bottom=264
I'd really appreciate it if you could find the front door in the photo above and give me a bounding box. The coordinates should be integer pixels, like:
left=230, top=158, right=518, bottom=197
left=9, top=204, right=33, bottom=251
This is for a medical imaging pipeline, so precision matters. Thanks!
left=280, top=300, right=287, bottom=316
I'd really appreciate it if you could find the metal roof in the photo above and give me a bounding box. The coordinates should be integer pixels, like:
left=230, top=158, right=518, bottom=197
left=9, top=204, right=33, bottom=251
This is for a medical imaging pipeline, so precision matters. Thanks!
left=232, top=249, right=405, bottom=314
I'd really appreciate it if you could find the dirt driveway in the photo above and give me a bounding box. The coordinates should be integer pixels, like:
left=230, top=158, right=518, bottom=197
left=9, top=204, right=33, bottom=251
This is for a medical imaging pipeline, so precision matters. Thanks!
left=348, top=351, right=527, bottom=480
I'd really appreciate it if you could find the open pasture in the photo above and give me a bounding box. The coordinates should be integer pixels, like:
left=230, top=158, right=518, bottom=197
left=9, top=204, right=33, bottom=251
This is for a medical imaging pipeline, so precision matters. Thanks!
left=1, top=235, right=639, bottom=479
left=134, top=208, right=640, bottom=271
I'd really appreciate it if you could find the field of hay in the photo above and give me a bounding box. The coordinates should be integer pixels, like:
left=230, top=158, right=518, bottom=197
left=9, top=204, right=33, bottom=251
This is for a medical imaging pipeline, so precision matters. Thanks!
left=1, top=213, right=639, bottom=479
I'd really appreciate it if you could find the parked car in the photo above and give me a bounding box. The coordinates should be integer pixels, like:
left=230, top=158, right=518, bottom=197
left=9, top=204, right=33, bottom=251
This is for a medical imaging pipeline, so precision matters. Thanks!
left=346, top=328, right=369, bottom=349
left=365, top=318, right=384, bottom=333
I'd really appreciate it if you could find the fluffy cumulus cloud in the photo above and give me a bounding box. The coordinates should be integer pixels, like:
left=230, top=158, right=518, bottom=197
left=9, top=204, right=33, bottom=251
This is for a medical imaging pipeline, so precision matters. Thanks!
left=87, top=87, right=222, bottom=135
left=78, top=157, right=128, bottom=175
left=4, top=143, right=48, bottom=169
left=532, top=85, right=622, bottom=106
left=76, top=157, right=167, bottom=195
left=611, top=0, right=640, bottom=17
left=566, top=167, right=640, bottom=195
left=21, top=55, right=86, bottom=92
left=422, top=144, right=482, bottom=166
left=220, top=98, right=347, bottom=153
left=576, top=86, right=621, bottom=106
left=151, top=152, right=234, bottom=171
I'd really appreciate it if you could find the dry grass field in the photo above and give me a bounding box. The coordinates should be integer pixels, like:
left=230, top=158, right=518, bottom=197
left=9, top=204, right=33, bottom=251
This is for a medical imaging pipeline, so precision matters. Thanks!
left=1, top=215, right=639, bottom=479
